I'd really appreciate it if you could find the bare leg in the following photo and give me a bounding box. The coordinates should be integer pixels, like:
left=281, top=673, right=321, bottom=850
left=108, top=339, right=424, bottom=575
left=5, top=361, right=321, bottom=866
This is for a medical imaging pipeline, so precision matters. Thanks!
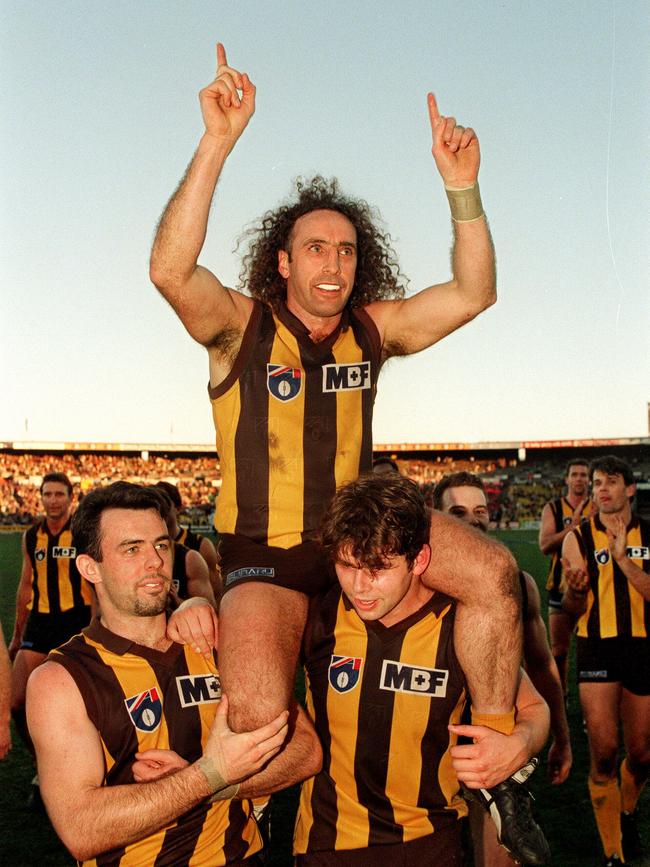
left=548, top=609, right=576, bottom=697
left=423, top=511, right=521, bottom=715
left=11, top=648, right=46, bottom=754
left=469, top=801, right=517, bottom=867
left=218, top=582, right=308, bottom=731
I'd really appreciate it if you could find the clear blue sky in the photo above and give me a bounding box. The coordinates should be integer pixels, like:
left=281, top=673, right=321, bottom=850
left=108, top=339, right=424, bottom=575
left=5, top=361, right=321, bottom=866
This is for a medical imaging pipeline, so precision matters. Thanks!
left=2, top=0, right=648, bottom=446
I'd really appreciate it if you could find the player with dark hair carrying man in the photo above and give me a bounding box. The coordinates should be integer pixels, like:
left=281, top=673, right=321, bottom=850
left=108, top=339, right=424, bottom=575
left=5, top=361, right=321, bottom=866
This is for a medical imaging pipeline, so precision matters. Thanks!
left=26, top=482, right=320, bottom=866
left=9, top=471, right=93, bottom=789
left=539, top=458, right=593, bottom=700
left=295, top=474, right=550, bottom=865
left=151, top=42, right=524, bottom=840
left=562, top=456, right=649, bottom=866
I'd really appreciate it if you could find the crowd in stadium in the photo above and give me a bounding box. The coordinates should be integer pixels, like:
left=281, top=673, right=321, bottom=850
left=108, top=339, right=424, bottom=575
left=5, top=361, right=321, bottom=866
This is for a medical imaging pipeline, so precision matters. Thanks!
left=2, top=450, right=649, bottom=529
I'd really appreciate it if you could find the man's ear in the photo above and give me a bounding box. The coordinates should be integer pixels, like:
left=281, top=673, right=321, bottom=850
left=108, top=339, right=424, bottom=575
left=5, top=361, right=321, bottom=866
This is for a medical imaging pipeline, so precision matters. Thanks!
left=76, top=553, right=102, bottom=586
left=278, top=249, right=290, bottom=279
left=413, top=544, right=431, bottom=577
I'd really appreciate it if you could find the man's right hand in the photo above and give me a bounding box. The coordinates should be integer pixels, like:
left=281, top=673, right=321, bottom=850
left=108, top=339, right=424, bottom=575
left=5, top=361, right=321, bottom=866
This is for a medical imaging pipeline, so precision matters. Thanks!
left=199, top=43, right=256, bottom=145
left=167, top=597, right=217, bottom=656
left=202, top=694, right=289, bottom=787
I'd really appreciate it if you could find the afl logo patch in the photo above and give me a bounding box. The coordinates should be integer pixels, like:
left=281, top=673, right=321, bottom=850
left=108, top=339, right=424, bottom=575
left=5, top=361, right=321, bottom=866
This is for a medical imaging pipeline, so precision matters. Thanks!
left=595, top=548, right=611, bottom=566
left=35, top=548, right=46, bottom=562
left=125, top=687, right=163, bottom=732
left=329, top=655, right=363, bottom=693
left=267, top=364, right=302, bottom=402
left=563, top=516, right=573, bottom=526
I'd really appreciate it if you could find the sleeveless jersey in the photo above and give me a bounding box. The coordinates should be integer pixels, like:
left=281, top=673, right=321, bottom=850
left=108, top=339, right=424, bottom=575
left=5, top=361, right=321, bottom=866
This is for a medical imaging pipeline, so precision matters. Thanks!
left=25, top=517, right=92, bottom=615
left=50, top=620, right=261, bottom=866
left=209, top=301, right=382, bottom=548
left=295, top=586, right=467, bottom=855
left=545, top=497, right=593, bottom=592
left=176, top=527, right=205, bottom=551
left=572, top=515, right=650, bottom=639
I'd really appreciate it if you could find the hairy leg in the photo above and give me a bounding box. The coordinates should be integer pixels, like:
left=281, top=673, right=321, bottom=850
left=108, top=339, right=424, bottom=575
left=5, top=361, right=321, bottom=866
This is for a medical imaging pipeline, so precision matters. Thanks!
left=12, top=648, right=46, bottom=753
left=218, top=583, right=308, bottom=732
left=423, top=512, right=521, bottom=714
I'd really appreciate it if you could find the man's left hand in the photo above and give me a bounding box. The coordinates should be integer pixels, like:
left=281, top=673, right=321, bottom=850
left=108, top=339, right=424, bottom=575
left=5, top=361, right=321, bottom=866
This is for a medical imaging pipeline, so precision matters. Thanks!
left=448, top=723, right=527, bottom=789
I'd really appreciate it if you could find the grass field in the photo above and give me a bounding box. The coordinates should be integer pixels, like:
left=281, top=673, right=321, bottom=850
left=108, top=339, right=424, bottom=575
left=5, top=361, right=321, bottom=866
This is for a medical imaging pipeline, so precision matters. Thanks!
left=1, top=530, right=648, bottom=866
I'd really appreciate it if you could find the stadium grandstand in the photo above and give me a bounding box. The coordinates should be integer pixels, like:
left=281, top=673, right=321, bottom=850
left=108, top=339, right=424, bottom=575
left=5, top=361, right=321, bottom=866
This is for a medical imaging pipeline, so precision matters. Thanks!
left=2, top=437, right=649, bottom=530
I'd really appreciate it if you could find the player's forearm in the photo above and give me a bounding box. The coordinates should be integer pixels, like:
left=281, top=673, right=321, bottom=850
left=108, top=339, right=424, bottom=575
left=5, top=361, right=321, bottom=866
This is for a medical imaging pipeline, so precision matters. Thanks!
left=525, top=661, right=570, bottom=746
left=539, top=526, right=572, bottom=555
left=514, top=695, right=550, bottom=759
left=237, top=705, right=322, bottom=798
left=52, top=762, right=212, bottom=862
left=150, top=134, right=233, bottom=295
left=449, top=215, right=496, bottom=316
left=561, top=585, right=588, bottom=615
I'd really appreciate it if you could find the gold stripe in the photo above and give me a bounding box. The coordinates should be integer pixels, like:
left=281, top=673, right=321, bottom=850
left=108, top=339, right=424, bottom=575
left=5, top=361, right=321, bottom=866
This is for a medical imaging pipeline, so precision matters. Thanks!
left=627, top=526, right=647, bottom=638
left=35, top=526, right=50, bottom=613
left=385, top=610, right=441, bottom=840
left=57, top=528, right=74, bottom=610
left=293, top=677, right=316, bottom=853
left=212, top=382, right=242, bottom=535
left=439, top=688, right=469, bottom=820
left=332, top=330, right=364, bottom=491
left=267, top=319, right=304, bottom=547
left=328, top=599, right=369, bottom=851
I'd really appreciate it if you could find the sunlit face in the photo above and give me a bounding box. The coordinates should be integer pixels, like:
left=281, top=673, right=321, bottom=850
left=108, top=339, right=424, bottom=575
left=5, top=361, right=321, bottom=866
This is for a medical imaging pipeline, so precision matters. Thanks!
left=439, top=485, right=490, bottom=532
left=335, top=545, right=431, bottom=628
left=278, top=209, right=357, bottom=329
left=565, top=464, right=589, bottom=498
left=40, top=482, right=72, bottom=521
left=90, top=508, right=172, bottom=618
left=591, top=471, right=635, bottom=516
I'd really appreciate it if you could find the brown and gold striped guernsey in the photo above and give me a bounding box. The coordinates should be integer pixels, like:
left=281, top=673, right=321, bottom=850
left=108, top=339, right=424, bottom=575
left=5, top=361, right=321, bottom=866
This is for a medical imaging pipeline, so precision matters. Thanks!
left=545, top=497, right=593, bottom=593
left=572, top=515, right=650, bottom=639
left=209, top=301, right=382, bottom=548
left=25, top=517, right=92, bottom=615
left=294, top=586, right=467, bottom=856
left=50, top=620, right=261, bottom=867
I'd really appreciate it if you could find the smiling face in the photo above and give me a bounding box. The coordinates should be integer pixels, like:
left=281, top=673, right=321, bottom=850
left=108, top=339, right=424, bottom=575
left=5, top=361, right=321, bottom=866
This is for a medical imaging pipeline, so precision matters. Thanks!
left=83, top=508, right=173, bottom=619
left=335, top=545, right=431, bottom=628
left=439, top=485, right=490, bottom=532
left=278, top=209, right=357, bottom=334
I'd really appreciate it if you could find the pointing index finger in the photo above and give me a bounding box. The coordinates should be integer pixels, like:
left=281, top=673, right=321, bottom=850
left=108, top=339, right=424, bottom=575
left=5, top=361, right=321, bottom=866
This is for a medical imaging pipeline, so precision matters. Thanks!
left=427, top=92, right=441, bottom=123
left=216, top=42, right=228, bottom=70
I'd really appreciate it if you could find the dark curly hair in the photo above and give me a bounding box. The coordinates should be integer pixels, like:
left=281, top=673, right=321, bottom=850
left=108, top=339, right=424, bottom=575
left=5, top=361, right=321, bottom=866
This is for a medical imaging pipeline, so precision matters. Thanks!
left=237, top=176, right=407, bottom=309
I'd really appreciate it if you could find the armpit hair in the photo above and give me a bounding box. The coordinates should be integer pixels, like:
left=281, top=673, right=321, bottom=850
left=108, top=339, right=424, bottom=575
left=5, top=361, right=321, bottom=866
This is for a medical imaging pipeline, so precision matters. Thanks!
left=205, top=326, right=243, bottom=366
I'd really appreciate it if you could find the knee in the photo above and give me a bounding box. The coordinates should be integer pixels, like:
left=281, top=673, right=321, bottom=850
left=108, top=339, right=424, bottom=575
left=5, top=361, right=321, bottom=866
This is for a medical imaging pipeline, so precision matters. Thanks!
left=591, top=750, right=618, bottom=780
left=625, top=746, right=650, bottom=779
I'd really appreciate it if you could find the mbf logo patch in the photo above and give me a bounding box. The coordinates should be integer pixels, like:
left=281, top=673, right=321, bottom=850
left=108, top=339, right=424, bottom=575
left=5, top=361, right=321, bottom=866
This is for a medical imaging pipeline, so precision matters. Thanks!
left=595, top=548, right=611, bottom=566
left=35, top=548, right=46, bottom=562
left=176, top=674, right=221, bottom=707
left=328, top=656, right=362, bottom=693
left=322, top=362, right=371, bottom=393
left=267, top=365, right=302, bottom=402
left=627, top=546, right=650, bottom=560
left=125, top=687, right=163, bottom=732
left=380, top=660, right=449, bottom=697
left=53, top=546, right=76, bottom=559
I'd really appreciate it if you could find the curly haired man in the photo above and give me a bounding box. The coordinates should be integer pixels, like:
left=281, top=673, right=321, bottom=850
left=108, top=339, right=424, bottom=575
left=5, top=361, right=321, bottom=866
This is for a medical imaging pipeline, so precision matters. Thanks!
left=151, top=45, right=525, bottom=837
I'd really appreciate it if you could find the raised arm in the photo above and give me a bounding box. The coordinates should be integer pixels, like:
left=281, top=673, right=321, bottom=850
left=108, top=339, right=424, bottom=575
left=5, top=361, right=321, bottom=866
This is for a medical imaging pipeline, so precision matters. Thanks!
left=560, top=531, right=590, bottom=616
left=27, top=661, right=287, bottom=862
left=149, top=43, right=255, bottom=364
left=607, top=514, right=650, bottom=601
left=367, top=93, right=495, bottom=358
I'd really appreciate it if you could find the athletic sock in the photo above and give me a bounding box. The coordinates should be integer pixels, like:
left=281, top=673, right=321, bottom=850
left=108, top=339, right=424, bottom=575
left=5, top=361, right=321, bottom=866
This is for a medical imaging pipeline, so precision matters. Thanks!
left=620, top=757, right=646, bottom=814
left=470, top=709, right=515, bottom=736
left=588, top=776, right=623, bottom=860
